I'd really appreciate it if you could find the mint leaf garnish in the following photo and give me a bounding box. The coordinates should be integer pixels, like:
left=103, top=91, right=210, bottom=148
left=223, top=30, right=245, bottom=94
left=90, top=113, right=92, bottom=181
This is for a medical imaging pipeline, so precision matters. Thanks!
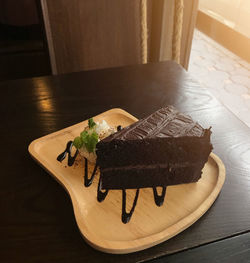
left=88, top=118, right=96, bottom=129
left=85, top=131, right=98, bottom=153
left=73, top=120, right=99, bottom=152
left=75, top=130, right=98, bottom=153
left=73, top=136, right=83, bottom=149
left=80, top=130, right=88, bottom=141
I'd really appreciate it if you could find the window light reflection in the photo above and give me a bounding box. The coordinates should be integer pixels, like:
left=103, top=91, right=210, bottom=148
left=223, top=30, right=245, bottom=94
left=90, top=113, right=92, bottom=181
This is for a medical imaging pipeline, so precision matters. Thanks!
left=32, top=79, right=55, bottom=113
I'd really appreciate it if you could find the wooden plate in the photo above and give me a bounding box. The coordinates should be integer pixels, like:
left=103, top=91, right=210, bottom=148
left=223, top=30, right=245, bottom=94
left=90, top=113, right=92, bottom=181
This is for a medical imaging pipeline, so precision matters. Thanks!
left=28, top=108, right=226, bottom=254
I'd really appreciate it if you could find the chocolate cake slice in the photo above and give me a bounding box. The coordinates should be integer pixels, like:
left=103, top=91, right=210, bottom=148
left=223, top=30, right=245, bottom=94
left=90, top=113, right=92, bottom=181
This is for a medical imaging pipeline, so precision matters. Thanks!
left=96, top=106, right=212, bottom=190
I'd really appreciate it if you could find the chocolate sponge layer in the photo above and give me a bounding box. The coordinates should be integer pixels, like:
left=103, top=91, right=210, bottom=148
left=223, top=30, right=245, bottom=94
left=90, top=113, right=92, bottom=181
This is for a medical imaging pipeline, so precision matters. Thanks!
left=97, top=137, right=211, bottom=168
left=101, top=162, right=205, bottom=189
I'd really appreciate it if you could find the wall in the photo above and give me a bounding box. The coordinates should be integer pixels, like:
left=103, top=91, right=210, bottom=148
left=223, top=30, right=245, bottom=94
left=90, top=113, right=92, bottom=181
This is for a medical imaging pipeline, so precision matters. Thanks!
left=199, top=0, right=250, bottom=38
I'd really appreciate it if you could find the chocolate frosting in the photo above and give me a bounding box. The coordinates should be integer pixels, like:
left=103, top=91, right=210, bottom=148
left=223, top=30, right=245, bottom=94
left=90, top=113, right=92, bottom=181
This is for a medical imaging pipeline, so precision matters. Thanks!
left=101, top=106, right=207, bottom=142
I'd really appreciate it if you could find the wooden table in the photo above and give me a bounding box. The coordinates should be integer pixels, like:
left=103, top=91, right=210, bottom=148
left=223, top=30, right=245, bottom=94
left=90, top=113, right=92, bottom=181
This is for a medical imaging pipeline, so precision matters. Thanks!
left=1, top=61, right=250, bottom=262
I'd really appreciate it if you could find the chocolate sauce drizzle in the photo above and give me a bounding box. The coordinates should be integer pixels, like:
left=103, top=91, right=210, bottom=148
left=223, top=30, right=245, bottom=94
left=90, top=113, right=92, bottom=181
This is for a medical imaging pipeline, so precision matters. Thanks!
left=122, top=189, right=140, bottom=224
left=117, top=125, right=122, bottom=131
left=57, top=141, right=78, bottom=166
left=153, top=187, right=167, bottom=206
left=57, top=140, right=168, bottom=224
left=84, top=158, right=109, bottom=202
left=84, top=158, right=98, bottom=187
left=97, top=176, right=109, bottom=202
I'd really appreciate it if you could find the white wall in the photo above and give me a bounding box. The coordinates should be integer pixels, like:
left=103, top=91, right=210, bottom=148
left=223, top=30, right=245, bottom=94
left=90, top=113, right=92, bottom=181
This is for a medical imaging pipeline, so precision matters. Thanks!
left=199, top=0, right=250, bottom=38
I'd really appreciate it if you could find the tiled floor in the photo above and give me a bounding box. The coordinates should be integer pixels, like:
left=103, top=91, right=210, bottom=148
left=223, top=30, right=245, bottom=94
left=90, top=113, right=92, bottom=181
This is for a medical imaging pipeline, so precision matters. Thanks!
left=189, top=29, right=250, bottom=127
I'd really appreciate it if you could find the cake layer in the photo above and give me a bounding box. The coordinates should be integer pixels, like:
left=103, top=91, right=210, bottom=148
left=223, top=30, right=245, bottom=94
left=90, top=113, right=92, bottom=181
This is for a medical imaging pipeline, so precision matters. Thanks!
left=97, top=136, right=212, bottom=168
left=100, top=162, right=205, bottom=189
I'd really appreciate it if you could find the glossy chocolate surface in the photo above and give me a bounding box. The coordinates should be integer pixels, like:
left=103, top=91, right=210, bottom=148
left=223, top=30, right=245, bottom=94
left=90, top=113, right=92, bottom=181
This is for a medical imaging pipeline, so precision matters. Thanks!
left=102, top=106, right=207, bottom=142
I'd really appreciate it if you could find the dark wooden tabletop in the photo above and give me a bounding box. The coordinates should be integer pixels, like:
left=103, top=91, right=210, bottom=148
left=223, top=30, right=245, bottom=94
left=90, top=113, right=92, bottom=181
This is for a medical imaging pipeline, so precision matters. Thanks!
left=1, top=61, right=250, bottom=263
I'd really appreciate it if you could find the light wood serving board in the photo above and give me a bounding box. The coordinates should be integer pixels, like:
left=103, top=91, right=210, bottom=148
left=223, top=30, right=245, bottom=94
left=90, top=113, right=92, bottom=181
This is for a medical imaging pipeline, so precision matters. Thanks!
left=28, top=108, right=226, bottom=254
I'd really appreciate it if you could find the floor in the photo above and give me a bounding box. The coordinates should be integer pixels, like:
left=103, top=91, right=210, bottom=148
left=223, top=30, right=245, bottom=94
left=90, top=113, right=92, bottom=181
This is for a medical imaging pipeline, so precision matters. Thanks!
left=189, top=29, right=250, bottom=127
